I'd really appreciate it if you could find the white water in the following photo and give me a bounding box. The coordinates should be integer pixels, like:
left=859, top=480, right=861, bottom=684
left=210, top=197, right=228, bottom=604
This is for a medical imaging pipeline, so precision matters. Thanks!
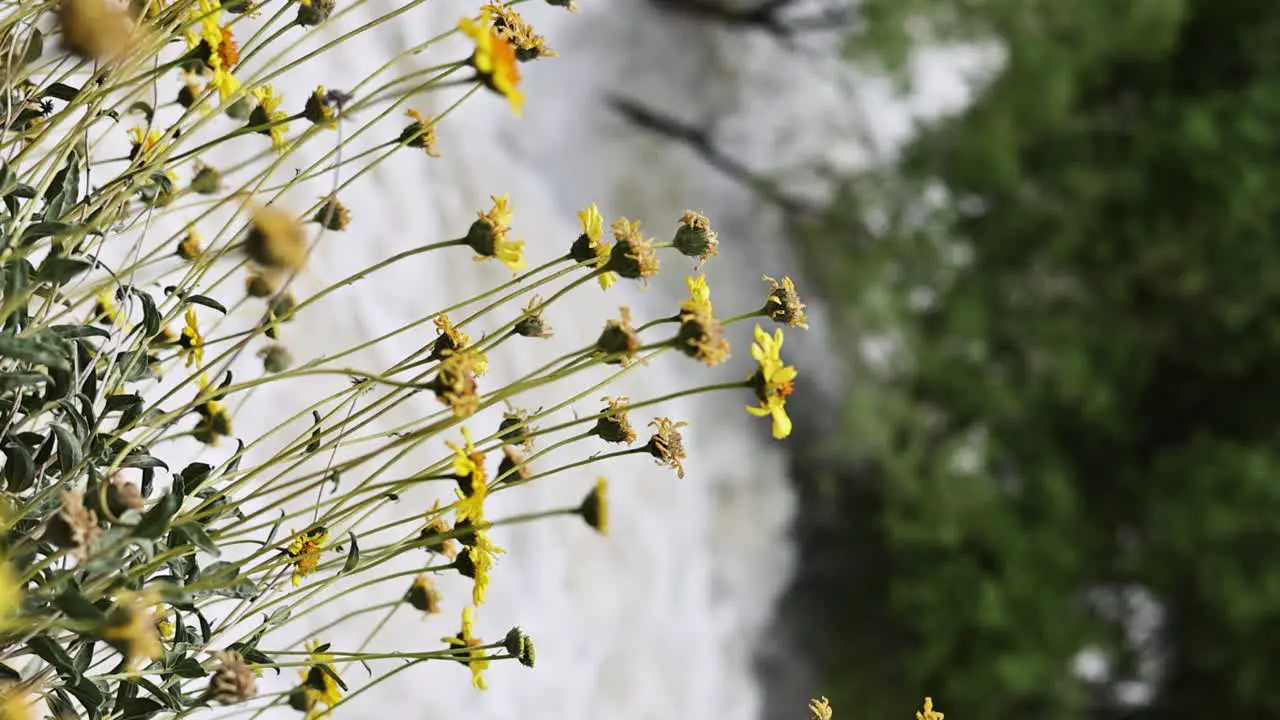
left=116, top=1, right=984, bottom=718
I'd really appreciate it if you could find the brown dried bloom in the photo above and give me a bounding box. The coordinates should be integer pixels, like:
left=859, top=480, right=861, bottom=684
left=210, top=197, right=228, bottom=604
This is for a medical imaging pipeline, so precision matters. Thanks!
left=497, top=445, right=532, bottom=484
left=675, top=309, right=731, bottom=367
left=312, top=195, right=351, bottom=231
left=762, top=275, right=809, bottom=329
left=244, top=205, right=308, bottom=271
left=514, top=295, right=552, bottom=338
left=177, top=226, right=203, bottom=261
left=644, top=418, right=688, bottom=479
left=100, top=590, right=163, bottom=668
left=672, top=210, right=719, bottom=268
left=107, top=476, right=145, bottom=515
left=59, top=0, right=135, bottom=62
left=206, top=650, right=257, bottom=705
left=406, top=574, right=442, bottom=614
left=44, top=490, right=100, bottom=558
left=420, top=502, right=459, bottom=560
left=245, top=271, right=278, bottom=298
left=592, top=396, right=636, bottom=445
left=429, top=314, right=470, bottom=361
left=605, top=218, right=660, bottom=281
left=497, top=408, right=536, bottom=451
left=400, top=110, right=441, bottom=157
left=483, top=2, right=557, bottom=61
left=594, top=307, right=640, bottom=366
left=426, top=350, right=484, bottom=418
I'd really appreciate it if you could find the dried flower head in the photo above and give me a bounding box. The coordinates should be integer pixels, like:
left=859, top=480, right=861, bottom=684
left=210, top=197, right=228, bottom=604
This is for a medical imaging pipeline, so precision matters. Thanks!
left=746, top=325, right=797, bottom=440
left=592, top=396, right=636, bottom=445
left=421, top=502, right=459, bottom=560
left=673, top=210, right=719, bottom=268
left=286, top=526, right=328, bottom=587
left=400, top=110, right=441, bottom=156
left=178, top=71, right=204, bottom=109
left=644, top=418, right=688, bottom=478
left=458, top=16, right=524, bottom=116
left=244, top=271, right=278, bottom=298
left=809, top=697, right=833, bottom=720
left=514, top=295, right=552, bottom=338
left=107, top=476, right=145, bottom=515
left=594, top=307, right=640, bottom=366
left=244, top=205, right=308, bottom=271
left=206, top=650, right=257, bottom=705
left=258, top=343, right=293, bottom=373
left=295, top=0, right=335, bottom=26
left=193, top=375, right=233, bottom=445
left=312, top=195, right=351, bottom=231
left=497, top=444, right=532, bottom=484
left=483, top=3, right=557, bottom=61
left=249, top=85, right=289, bottom=153
left=606, top=218, right=660, bottom=281
left=429, top=314, right=471, bottom=361
left=177, top=226, right=203, bottom=261
left=191, top=162, right=222, bottom=194
left=44, top=490, right=100, bottom=558
left=427, top=349, right=484, bottom=418
left=466, top=194, right=525, bottom=272
left=406, top=574, right=442, bottom=614
left=578, top=478, right=609, bottom=535
left=497, top=407, right=536, bottom=450
left=762, top=275, right=809, bottom=329
left=59, top=0, right=135, bottom=61
left=100, top=590, right=163, bottom=668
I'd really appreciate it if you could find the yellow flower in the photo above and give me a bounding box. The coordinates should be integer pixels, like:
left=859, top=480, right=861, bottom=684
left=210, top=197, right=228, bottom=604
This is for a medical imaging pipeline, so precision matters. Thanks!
left=448, top=427, right=488, bottom=524
left=745, top=325, right=796, bottom=439
left=193, top=373, right=233, bottom=445
left=177, top=226, right=203, bottom=260
left=681, top=274, right=713, bottom=317
left=467, top=532, right=503, bottom=605
left=100, top=590, right=163, bottom=669
left=298, top=640, right=342, bottom=718
left=809, top=697, right=833, bottom=720
left=457, top=16, right=524, bottom=116
left=443, top=607, right=490, bottom=690
left=466, top=194, right=525, bottom=271
left=575, top=204, right=616, bottom=290
left=179, top=306, right=204, bottom=369
left=127, top=127, right=162, bottom=161
left=250, top=85, right=289, bottom=153
left=400, top=110, right=441, bottom=156
left=94, top=289, right=120, bottom=325
left=188, top=0, right=241, bottom=100
left=917, top=697, right=943, bottom=720
left=286, top=526, right=328, bottom=587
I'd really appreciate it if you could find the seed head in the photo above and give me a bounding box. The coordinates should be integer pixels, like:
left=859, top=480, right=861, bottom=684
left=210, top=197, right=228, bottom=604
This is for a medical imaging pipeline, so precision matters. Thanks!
left=592, top=397, right=635, bottom=445
left=244, top=205, right=308, bottom=271
left=672, top=210, right=719, bottom=268
left=206, top=650, right=257, bottom=705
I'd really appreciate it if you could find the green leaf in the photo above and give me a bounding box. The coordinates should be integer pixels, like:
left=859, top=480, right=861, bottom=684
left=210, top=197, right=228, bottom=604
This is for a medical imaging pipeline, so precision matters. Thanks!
left=19, top=221, right=71, bottom=244
left=122, top=453, right=168, bottom=471
left=127, top=288, right=160, bottom=338
left=133, top=677, right=182, bottom=710
left=175, top=462, right=212, bottom=498
left=43, top=83, right=81, bottom=101
left=36, top=257, right=91, bottom=285
left=186, top=294, right=227, bottom=314
left=55, top=586, right=105, bottom=623
left=126, top=101, right=155, bottom=122
left=113, top=351, right=158, bottom=383
left=28, top=634, right=79, bottom=680
left=73, top=640, right=96, bottom=673
left=49, top=424, right=82, bottom=476
left=0, top=332, right=70, bottom=370
left=227, top=642, right=277, bottom=673
left=48, top=325, right=110, bottom=340
left=134, top=491, right=179, bottom=540
left=8, top=184, right=36, bottom=199
left=0, top=371, right=49, bottom=394
left=340, top=530, right=359, bottom=574
left=43, top=151, right=80, bottom=221
left=64, top=675, right=106, bottom=720
left=170, top=524, right=220, bottom=557
left=2, top=442, right=35, bottom=492
left=163, top=653, right=206, bottom=680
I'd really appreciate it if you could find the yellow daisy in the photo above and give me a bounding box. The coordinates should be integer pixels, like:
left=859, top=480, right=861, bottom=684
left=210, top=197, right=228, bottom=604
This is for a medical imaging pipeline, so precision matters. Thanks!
left=745, top=325, right=797, bottom=439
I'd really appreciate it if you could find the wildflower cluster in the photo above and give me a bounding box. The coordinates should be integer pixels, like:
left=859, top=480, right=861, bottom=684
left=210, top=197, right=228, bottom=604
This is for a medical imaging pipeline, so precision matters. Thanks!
left=0, top=0, right=812, bottom=716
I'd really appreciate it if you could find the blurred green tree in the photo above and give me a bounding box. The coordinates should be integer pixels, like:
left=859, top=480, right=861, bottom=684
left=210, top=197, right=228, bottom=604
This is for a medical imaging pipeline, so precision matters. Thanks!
left=794, top=0, right=1280, bottom=717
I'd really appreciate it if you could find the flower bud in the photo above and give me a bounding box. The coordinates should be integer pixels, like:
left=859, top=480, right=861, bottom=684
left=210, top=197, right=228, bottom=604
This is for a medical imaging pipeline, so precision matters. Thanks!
left=672, top=210, right=719, bottom=268
left=312, top=195, right=351, bottom=231
left=191, top=164, right=222, bottom=195
left=296, top=0, right=335, bottom=26
left=258, top=344, right=293, bottom=373
left=591, top=397, right=635, bottom=445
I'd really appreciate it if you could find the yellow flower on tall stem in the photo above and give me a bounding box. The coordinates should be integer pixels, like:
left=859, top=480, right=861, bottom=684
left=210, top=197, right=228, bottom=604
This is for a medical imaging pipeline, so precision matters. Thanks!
left=458, top=16, right=524, bottom=116
left=249, top=85, right=289, bottom=153
left=286, top=526, right=328, bottom=587
left=443, top=607, right=490, bottom=690
left=448, top=427, right=488, bottom=523
left=296, top=640, right=342, bottom=718
left=745, top=325, right=797, bottom=439
left=574, top=204, right=616, bottom=290
left=179, top=306, right=204, bottom=368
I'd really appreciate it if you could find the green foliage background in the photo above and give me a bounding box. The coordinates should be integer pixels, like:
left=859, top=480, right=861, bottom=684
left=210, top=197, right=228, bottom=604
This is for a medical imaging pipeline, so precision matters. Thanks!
left=790, top=0, right=1280, bottom=717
